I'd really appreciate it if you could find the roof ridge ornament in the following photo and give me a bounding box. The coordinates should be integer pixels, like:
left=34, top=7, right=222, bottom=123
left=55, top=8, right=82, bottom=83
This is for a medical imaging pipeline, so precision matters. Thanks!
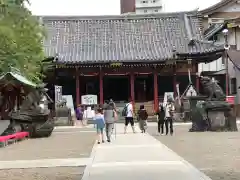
left=172, top=48, right=177, bottom=59
left=122, top=12, right=132, bottom=21
left=188, top=39, right=196, bottom=46
left=9, top=66, right=22, bottom=76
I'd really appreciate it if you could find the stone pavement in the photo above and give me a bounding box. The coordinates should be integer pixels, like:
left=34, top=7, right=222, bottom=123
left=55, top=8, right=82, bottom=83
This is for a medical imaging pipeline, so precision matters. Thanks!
left=82, top=123, right=212, bottom=180
left=0, top=126, right=96, bottom=169
left=0, top=158, right=90, bottom=169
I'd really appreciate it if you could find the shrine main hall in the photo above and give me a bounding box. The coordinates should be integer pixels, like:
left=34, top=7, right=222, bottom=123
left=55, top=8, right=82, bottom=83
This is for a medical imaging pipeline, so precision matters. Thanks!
left=42, top=11, right=224, bottom=112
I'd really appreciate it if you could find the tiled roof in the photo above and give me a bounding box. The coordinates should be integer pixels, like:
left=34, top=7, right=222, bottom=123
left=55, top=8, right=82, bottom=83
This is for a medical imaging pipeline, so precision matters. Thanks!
left=203, top=23, right=226, bottom=40
left=200, top=0, right=236, bottom=15
left=42, top=11, right=223, bottom=64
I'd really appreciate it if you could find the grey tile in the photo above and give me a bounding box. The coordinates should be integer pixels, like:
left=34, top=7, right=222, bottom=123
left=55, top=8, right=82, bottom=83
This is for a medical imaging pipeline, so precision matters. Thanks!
left=42, top=12, right=223, bottom=63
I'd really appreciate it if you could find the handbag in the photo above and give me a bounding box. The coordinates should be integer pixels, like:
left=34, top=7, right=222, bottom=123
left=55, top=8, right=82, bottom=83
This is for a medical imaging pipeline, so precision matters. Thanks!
left=113, top=110, right=118, bottom=121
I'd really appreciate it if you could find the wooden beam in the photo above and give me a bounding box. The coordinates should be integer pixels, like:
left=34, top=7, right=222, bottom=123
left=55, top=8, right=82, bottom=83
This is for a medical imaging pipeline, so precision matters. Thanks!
left=153, top=70, right=159, bottom=112
left=130, top=72, right=135, bottom=112
left=99, top=67, right=104, bottom=105
left=75, top=67, right=80, bottom=105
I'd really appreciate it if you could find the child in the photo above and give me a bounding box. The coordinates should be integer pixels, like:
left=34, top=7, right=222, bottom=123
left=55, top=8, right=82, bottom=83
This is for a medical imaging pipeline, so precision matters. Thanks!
left=94, top=108, right=105, bottom=144
left=137, top=105, right=148, bottom=133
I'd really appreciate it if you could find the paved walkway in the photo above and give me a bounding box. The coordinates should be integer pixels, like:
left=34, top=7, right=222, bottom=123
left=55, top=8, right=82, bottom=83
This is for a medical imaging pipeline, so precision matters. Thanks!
left=82, top=123, right=211, bottom=180
left=0, top=158, right=90, bottom=169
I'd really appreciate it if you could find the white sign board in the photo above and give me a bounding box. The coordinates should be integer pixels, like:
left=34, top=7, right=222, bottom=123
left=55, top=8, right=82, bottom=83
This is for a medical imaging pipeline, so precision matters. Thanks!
left=163, top=92, right=174, bottom=107
left=81, top=95, right=98, bottom=105
left=62, top=95, right=75, bottom=117
left=55, top=85, right=62, bottom=103
left=83, top=106, right=95, bottom=119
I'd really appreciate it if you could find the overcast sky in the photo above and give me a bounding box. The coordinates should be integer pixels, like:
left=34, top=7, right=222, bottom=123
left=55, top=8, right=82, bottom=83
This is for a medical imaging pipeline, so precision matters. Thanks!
left=28, top=0, right=221, bottom=16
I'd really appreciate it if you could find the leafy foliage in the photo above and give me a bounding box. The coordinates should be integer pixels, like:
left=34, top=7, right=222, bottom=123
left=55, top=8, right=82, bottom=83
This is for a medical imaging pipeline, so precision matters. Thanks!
left=0, top=0, right=45, bottom=83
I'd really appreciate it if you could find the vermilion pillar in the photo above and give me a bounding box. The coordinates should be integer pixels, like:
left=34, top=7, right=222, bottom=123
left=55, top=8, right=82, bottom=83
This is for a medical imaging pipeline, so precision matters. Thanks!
left=99, top=68, right=104, bottom=105
left=196, top=74, right=200, bottom=92
left=195, top=63, right=200, bottom=93
left=153, top=70, right=159, bottom=112
left=130, top=72, right=135, bottom=111
left=76, top=68, right=80, bottom=105
left=173, top=66, right=177, bottom=97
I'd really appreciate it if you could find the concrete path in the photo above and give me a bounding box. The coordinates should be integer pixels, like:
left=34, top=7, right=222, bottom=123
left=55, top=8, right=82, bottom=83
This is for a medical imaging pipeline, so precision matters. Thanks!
left=82, top=123, right=211, bottom=180
left=0, top=158, right=90, bottom=169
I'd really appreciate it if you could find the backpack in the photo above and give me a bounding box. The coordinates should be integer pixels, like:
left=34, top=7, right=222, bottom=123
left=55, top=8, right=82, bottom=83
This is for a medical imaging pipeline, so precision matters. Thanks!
left=121, top=103, right=129, bottom=117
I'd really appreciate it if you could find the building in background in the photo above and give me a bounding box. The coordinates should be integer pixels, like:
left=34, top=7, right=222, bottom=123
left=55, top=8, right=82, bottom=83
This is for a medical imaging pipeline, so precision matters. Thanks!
left=200, top=0, right=240, bottom=74
left=200, top=0, right=240, bottom=115
left=120, top=0, right=135, bottom=14
left=120, top=0, right=163, bottom=14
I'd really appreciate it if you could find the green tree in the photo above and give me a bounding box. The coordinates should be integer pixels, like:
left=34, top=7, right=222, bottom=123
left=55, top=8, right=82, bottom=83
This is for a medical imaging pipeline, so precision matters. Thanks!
left=0, top=0, right=45, bottom=83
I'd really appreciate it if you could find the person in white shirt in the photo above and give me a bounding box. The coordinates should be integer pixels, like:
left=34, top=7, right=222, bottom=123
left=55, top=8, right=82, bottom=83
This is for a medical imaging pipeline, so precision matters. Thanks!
left=164, top=100, right=175, bottom=135
left=123, top=99, right=136, bottom=134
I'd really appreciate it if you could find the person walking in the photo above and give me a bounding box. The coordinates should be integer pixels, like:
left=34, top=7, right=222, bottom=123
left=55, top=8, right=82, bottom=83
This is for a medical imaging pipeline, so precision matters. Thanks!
left=104, top=100, right=117, bottom=142
left=137, top=105, right=148, bottom=133
left=83, top=106, right=88, bottom=126
left=164, top=100, right=175, bottom=135
left=156, top=104, right=165, bottom=135
left=122, top=98, right=135, bottom=134
left=94, top=108, right=105, bottom=144
left=109, top=99, right=116, bottom=110
left=75, top=104, right=84, bottom=126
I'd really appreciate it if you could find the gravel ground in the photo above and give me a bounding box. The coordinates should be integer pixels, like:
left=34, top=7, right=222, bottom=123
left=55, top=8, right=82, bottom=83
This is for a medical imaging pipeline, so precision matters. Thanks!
left=0, top=167, right=85, bottom=180
left=147, top=124, right=240, bottom=180
left=0, top=128, right=96, bottom=161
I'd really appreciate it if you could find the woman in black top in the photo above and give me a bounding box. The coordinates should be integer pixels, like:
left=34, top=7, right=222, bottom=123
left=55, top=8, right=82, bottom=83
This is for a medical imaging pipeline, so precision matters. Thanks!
left=156, top=104, right=165, bottom=135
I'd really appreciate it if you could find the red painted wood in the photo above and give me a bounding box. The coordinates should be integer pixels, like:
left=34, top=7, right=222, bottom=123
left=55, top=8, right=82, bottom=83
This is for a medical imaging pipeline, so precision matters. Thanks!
left=76, top=68, right=80, bottom=105
left=226, top=73, right=229, bottom=96
left=153, top=71, right=159, bottom=113
left=135, top=72, right=152, bottom=75
left=104, top=73, right=129, bottom=76
left=99, top=70, right=104, bottom=105
left=56, top=66, right=194, bottom=76
left=81, top=73, right=98, bottom=76
left=130, top=72, right=135, bottom=111
left=195, top=65, right=200, bottom=93
left=173, top=67, right=177, bottom=97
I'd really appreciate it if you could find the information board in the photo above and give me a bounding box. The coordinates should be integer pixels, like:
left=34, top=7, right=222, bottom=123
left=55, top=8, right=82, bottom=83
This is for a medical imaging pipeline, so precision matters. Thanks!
left=81, top=94, right=98, bottom=105
left=54, top=85, right=62, bottom=107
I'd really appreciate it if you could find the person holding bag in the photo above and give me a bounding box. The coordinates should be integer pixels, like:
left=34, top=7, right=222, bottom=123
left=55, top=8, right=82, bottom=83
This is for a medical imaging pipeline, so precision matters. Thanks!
left=137, top=105, right=148, bottom=133
left=104, top=100, right=117, bottom=142
left=164, top=100, right=175, bottom=136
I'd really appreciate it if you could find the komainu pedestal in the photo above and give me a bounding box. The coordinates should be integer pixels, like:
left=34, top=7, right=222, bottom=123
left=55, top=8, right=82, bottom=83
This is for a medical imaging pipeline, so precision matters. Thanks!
left=54, top=99, right=73, bottom=126
left=189, top=77, right=237, bottom=132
